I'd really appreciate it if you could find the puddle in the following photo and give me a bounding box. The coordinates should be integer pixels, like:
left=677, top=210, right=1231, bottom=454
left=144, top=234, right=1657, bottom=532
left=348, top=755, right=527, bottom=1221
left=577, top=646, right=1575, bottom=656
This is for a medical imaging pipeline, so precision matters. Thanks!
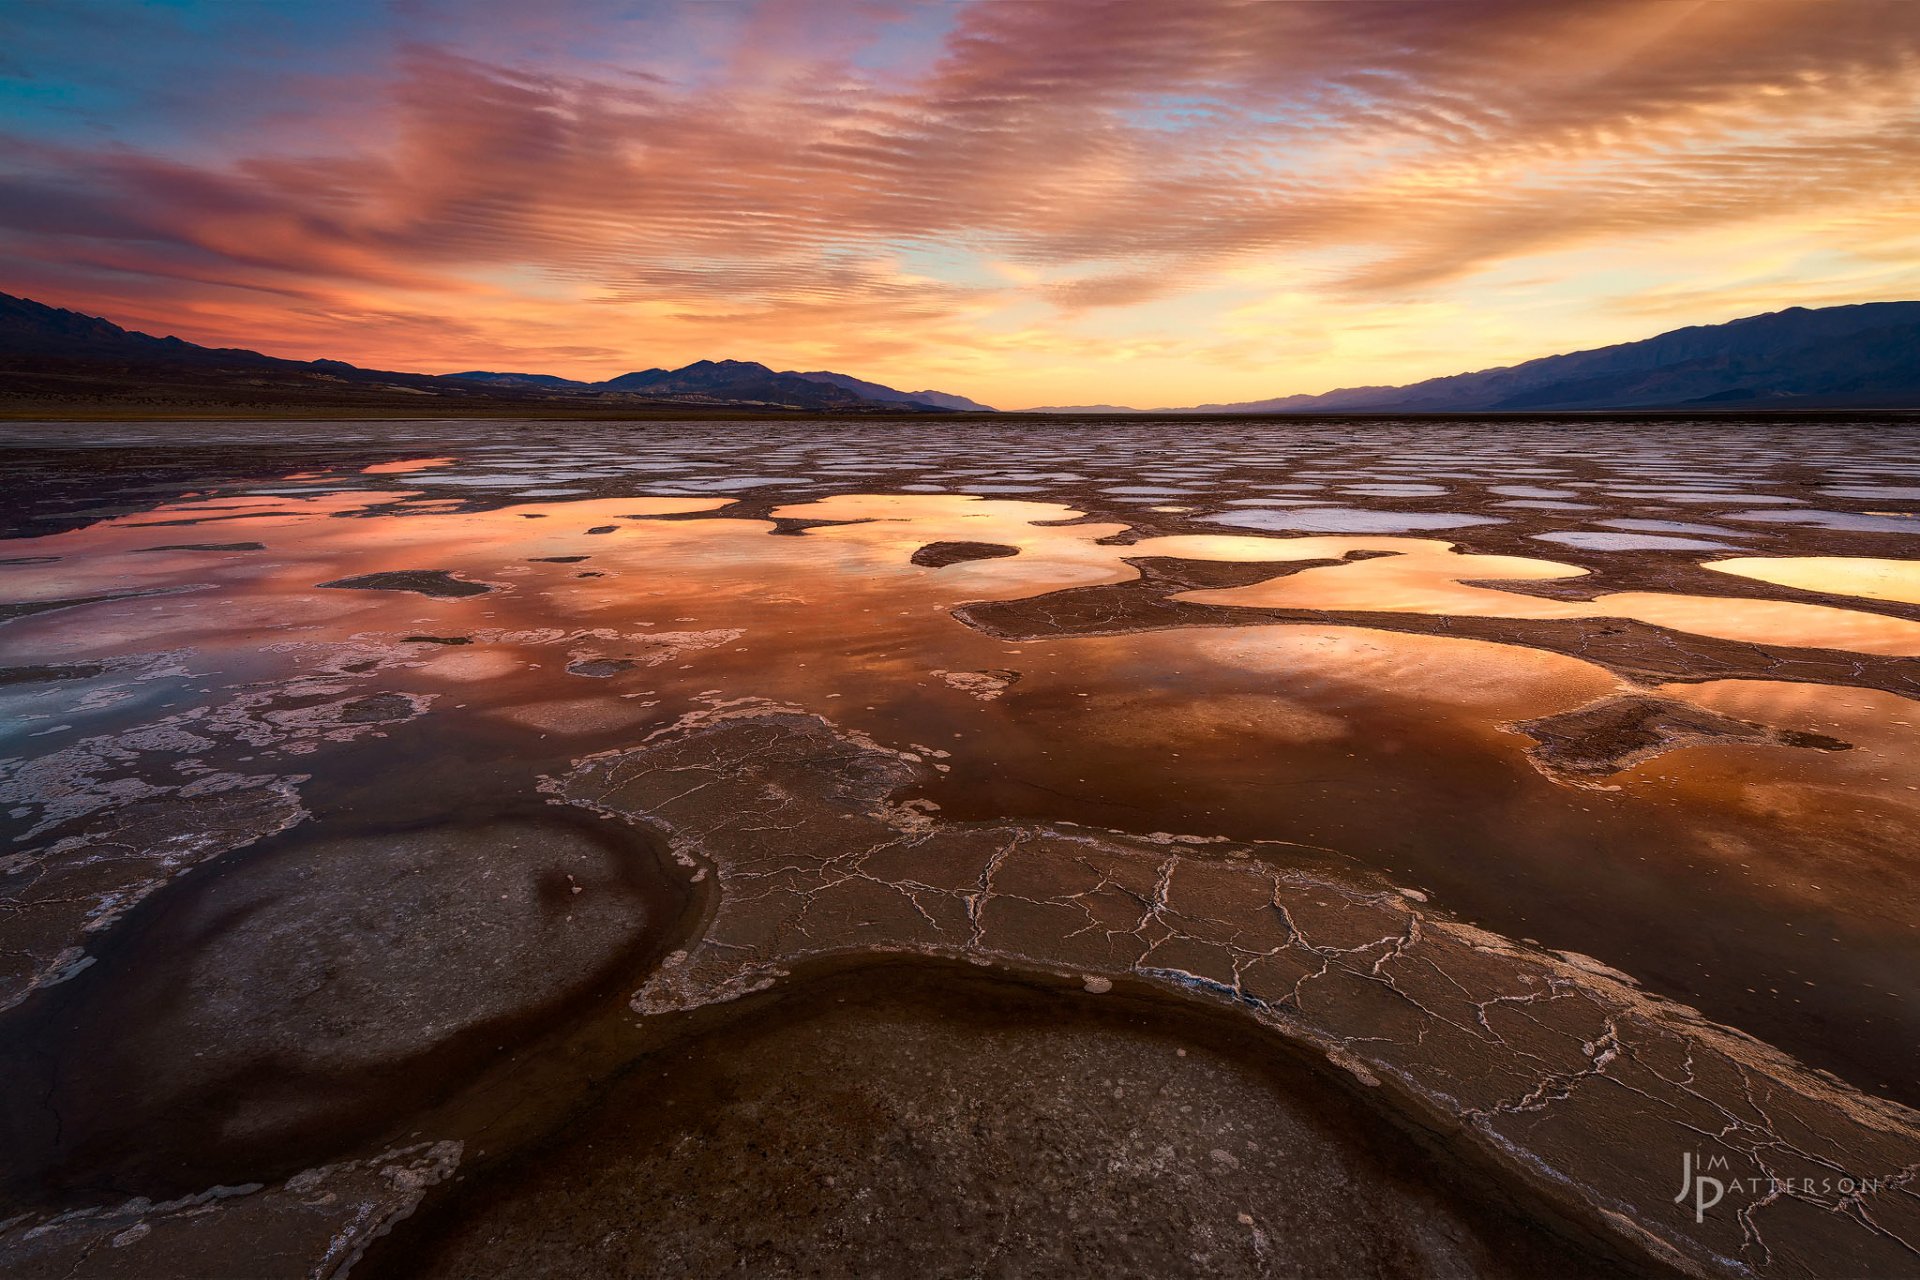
left=1706, top=555, right=1920, bottom=606
left=1594, top=517, right=1751, bottom=536
left=1532, top=531, right=1736, bottom=551
left=1730, top=509, right=1920, bottom=533
left=1164, top=536, right=1920, bottom=656
left=1202, top=508, right=1506, bottom=533
left=362, top=457, right=456, bottom=475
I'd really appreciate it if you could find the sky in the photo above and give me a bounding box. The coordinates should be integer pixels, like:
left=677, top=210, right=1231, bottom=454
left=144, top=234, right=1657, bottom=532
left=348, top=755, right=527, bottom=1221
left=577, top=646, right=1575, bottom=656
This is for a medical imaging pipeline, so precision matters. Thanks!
left=3, top=0, right=1918, bottom=409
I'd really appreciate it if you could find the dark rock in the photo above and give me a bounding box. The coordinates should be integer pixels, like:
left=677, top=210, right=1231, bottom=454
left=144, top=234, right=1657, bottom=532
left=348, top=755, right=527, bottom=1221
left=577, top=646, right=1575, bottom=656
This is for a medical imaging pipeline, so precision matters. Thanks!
left=910, top=540, right=1020, bottom=568
left=317, top=570, right=493, bottom=598
left=339, top=691, right=420, bottom=724
left=566, top=658, right=638, bottom=678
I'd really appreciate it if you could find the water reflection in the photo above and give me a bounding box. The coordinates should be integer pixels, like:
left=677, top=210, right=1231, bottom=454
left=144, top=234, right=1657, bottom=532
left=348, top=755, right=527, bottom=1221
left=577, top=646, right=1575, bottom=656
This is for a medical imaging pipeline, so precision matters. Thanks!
left=1706, top=555, right=1920, bottom=606
left=1, top=483, right=1917, bottom=1101
left=1164, top=534, right=1920, bottom=656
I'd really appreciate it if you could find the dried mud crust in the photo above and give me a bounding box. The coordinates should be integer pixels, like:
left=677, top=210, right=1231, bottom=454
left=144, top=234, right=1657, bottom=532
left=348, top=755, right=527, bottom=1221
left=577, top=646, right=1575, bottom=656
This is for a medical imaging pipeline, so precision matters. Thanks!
left=7, top=816, right=683, bottom=1194
left=953, top=556, right=1920, bottom=699
left=0, top=785, right=307, bottom=1012
left=547, top=710, right=1920, bottom=1280
left=1510, top=694, right=1852, bottom=785
left=389, top=970, right=1631, bottom=1280
left=0, top=645, right=439, bottom=1013
left=0, top=1141, right=462, bottom=1280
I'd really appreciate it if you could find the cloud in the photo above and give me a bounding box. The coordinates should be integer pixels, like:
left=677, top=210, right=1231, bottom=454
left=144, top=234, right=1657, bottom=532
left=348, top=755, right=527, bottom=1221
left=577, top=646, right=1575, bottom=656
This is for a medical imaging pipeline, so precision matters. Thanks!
left=2, top=0, right=1916, bottom=399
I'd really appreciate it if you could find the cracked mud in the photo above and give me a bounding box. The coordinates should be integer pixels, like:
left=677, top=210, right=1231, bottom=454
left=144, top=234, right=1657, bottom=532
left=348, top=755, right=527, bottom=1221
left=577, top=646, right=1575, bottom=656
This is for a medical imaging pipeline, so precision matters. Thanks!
left=546, top=709, right=1920, bottom=1279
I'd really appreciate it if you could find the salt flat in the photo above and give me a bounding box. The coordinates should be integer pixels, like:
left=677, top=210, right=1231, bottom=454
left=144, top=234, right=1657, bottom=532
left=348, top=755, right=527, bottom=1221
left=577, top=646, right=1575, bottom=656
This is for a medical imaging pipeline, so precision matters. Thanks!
left=2, top=416, right=1917, bottom=1279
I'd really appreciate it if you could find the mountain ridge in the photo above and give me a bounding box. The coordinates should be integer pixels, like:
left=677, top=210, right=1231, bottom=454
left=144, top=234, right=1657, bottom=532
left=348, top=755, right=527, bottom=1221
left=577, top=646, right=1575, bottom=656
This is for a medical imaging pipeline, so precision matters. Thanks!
left=4, top=290, right=1916, bottom=417
left=1153, top=302, right=1920, bottom=414
left=440, top=363, right=996, bottom=411
left=0, top=292, right=990, bottom=414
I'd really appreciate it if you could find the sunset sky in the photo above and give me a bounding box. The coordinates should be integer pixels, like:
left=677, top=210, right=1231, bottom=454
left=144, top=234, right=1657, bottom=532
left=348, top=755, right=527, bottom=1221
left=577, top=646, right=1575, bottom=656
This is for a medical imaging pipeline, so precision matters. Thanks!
left=4, top=0, right=1918, bottom=408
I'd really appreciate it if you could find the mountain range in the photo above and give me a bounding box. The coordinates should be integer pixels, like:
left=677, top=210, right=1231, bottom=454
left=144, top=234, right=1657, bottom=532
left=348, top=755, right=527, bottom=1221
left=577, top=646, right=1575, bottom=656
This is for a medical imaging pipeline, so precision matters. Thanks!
left=2, top=289, right=1916, bottom=416
left=0, top=292, right=992, bottom=414
left=443, top=362, right=992, bottom=411
left=1037, top=302, right=1920, bottom=413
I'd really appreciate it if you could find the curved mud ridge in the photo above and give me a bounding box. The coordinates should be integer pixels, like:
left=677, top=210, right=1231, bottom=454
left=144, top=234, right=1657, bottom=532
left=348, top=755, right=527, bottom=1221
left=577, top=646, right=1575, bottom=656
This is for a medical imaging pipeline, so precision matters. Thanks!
left=528, top=708, right=1920, bottom=1280
left=370, top=962, right=1641, bottom=1279
left=0, top=1141, right=464, bottom=1280
left=0, top=809, right=697, bottom=1199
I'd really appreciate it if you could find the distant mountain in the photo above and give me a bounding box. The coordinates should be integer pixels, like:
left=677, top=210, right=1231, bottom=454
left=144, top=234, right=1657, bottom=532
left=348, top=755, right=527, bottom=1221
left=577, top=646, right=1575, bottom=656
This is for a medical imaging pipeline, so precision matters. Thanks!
left=446, top=371, right=591, bottom=390
left=1, top=292, right=286, bottom=367
left=0, top=292, right=505, bottom=410
left=1176, top=303, right=1920, bottom=413
left=0, top=291, right=987, bottom=415
left=445, top=360, right=995, bottom=411
left=582, top=359, right=891, bottom=409
left=6, top=290, right=1914, bottom=419
left=787, top=370, right=994, bottom=413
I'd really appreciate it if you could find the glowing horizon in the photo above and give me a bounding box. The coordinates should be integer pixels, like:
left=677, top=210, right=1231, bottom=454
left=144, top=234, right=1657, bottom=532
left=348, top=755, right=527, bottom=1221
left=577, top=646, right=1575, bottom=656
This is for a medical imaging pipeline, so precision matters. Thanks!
left=5, top=0, right=1919, bottom=409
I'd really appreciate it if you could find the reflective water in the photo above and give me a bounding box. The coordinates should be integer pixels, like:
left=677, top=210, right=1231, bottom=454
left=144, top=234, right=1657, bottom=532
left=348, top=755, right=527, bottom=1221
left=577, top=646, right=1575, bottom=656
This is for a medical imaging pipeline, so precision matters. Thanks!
left=4, top=419, right=1917, bottom=1108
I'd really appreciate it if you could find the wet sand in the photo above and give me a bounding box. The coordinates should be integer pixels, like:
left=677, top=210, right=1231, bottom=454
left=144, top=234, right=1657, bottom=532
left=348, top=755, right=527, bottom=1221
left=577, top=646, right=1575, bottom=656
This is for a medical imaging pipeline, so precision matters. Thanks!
left=1, top=416, right=1916, bottom=1278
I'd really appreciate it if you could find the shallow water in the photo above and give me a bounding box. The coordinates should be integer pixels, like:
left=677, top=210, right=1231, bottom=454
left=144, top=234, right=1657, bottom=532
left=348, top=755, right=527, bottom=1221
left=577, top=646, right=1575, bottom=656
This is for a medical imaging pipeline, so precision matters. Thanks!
left=2, top=416, right=1918, bottom=1276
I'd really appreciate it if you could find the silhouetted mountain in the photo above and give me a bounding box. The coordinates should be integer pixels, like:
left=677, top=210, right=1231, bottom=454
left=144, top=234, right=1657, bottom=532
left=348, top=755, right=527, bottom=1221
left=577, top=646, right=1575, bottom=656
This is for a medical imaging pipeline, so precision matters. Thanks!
left=446, top=371, right=591, bottom=390
left=0, top=292, right=512, bottom=411
left=0, top=292, right=984, bottom=415
left=446, top=358, right=991, bottom=411
left=6, top=290, right=1913, bottom=419
left=590, top=368, right=671, bottom=391
left=1179, top=303, right=1920, bottom=413
left=589, top=359, right=877, bottom=408
left=0, top=292, right=283, bottom=367
left=788, top=370, right=994, bottom=412
left=1024, top=404, right=1146, bottom=414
